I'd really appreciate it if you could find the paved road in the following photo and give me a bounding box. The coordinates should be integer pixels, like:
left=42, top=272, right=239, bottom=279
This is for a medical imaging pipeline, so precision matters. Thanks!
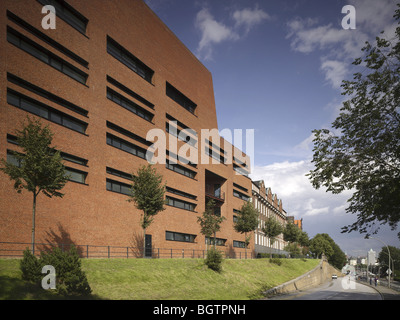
left=270, top=276, right=382, bottom=300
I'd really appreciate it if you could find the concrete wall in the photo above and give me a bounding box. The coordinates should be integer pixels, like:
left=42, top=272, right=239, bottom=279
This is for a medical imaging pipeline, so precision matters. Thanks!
left=263, top=258, right=341, bottom=297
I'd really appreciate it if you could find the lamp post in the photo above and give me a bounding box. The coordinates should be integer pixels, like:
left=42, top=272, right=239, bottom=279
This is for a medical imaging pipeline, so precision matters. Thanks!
left=368, top=237, right=391, bottom=288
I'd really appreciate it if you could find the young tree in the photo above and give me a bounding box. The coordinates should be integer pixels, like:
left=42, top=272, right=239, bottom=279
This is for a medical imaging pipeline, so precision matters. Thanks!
left=197, top=199, right=225, bottom=250
left=0, top=117, right=68, bottom=254
left=308, top=5, right=400, bottom=239
left=262, top=217, right=283, bottom=258
left=128, top=164, right=166, bottom=258
left=234, top=201, right=258, bottom=256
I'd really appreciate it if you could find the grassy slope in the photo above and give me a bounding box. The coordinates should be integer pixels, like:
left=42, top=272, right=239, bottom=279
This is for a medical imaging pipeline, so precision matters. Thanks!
left=0, top=258, right=319, bottom=300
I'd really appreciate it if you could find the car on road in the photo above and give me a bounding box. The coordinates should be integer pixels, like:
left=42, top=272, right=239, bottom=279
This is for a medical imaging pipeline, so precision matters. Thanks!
left=332, top=274, right=338, bottom=279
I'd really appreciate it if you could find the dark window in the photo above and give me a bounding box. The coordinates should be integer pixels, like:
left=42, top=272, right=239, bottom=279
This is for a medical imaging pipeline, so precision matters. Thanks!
left=106, top=121, right=151, bottom=146
left=233, top=240, right=246, bottom=248
left=6, top=150, right=21, bottom=167
left=166, top=160, right=196, bottom=179
left=106, top=178, right=131, bottom=196
left=205, top=237, right=226, bottom=247
left=166, top=122, right=197, bottom=147
left=205, top=146, right=226, bottom=164
left=7, top=11, right=88, bottom=67
left=107, top=88, right=154, bottom=122
left=233, top=189, right=250, bottom=201
left=106, top=167, right=133, bottom=181
left=7, top=89, right=87, bottom=134
left=233, top=183, right=248, bottom=193
left=65, top=167, right=87, bottom=184
left=37, top=0, right=88, bottom=34
left=233, top=164, right=249, bottom=177
left=166, top=196, right=196, bottom=212
left=166, top=186, right=197, bottom=200
left=106, top=76, right=154, bottom=109
left=106, top=133, right=148, bottom=160
left=60, top=152, right=88, bottom=166
left=7, top=27, right=88, bottom=84
left=107, top=36, right=153, bottom=83
left=166, top=82, right=197, bottom=114
left=166, top=231, right=196, bottom=243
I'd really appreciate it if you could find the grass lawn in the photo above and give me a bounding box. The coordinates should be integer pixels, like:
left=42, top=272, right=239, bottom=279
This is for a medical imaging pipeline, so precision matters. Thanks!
left=0, top=258, right=319, bottom=300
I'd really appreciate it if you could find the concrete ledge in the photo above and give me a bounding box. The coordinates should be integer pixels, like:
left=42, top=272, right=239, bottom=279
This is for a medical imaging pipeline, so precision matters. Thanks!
left=263, top=258, right=341, bottom=298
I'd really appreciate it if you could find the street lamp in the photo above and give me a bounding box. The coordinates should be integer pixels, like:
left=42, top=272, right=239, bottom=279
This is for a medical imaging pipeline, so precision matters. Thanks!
left=367, top=236, right=391, bottom=288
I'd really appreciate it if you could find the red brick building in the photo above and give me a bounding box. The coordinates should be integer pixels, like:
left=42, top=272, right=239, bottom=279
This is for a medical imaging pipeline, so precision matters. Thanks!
left=0, top=0, right=253, bottom=258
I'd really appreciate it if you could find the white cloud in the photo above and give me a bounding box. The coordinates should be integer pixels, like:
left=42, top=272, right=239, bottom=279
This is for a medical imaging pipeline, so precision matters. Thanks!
left=250, top=159, right=351, bottom=220
left=196, top=8, right=239, bottom=60
left=286, top=0, right=398, bottom=90
left=320, top=59, right=348, bottom=90
left=195, top=6, right=270, bottom=60
left=232, top=6, right=271, bottom=34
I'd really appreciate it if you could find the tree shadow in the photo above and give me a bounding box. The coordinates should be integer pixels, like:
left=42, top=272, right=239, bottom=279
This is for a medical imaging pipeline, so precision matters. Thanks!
left=38, top=223, right=84, bottom=257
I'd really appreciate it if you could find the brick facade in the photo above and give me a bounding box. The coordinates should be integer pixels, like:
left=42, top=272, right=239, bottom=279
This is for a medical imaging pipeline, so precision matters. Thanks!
left=0, top=0, right=253, bottom=257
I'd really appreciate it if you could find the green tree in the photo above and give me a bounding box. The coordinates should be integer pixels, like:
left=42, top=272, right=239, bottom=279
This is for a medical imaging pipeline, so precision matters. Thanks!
left=262, top=217, right=283, bottom=258
left=309, top=233, right=346, bottom=269
left=197, top=199, right=225, bottom=250
left=308, top=5, right=400, bottom=239
left=234, top=201, right=258, bottom=256
left=309, top=234, right=334, bottom=259
left=378, top=245, right=400, bottom=279
left=128, top=164, right=166, bottom=258
left=0, top=117, right=68, bottom=254
left=283, top=222, right=301, bottom=244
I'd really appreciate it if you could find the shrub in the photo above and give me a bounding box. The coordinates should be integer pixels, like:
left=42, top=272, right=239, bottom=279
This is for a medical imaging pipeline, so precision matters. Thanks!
left=40, top=245, right=91, bottom=296
left=205, top=248, right=223, bottom=272
left=269, top=257, right=282, bottom=266
left=19, top=245, right=91, bottom=296
left=20, top=248, right=41, bottom=283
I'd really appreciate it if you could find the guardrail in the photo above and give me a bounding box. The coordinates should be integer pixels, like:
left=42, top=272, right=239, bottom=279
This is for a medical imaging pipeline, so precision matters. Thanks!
left=0, top=241, right=254, bottom=259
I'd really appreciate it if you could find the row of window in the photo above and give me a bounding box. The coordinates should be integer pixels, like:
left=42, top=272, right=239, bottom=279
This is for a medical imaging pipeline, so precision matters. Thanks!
left=233, top=189, right=250, bottom=201
left=6, top=150, right=87, bottom=185
left=106, top=133, right=148, bottom=160
left=7, top=89, right=87, bottom=134
left=7, top=27, right=88, bottom=85
left=166, top=231, right=245, bottom=248
left=37, top=0, right=88, bottom=35
left=166, top=196, right=196, bottom=212
left=8, top=73, right=88, bottom=117
left=166, top=160, right=197, bottom=179
left=106, top=87, right=154, bottom=122
left=7, top=10, right=89, bottom=68
left=107, top=36, right=154, bottom=83
left=8, top=3, right=199, bottom=121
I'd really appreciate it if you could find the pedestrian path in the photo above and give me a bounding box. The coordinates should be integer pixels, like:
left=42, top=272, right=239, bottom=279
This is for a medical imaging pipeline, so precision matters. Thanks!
left=360, top=282, right=400, bottom=300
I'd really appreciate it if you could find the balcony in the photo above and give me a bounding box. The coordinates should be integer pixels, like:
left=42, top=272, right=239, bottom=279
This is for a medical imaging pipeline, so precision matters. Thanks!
left=205, top=184, right=225, bottom=202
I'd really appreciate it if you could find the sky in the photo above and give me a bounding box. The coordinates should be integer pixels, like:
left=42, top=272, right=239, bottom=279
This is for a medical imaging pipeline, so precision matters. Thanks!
left=144, top=0, right=400, bottom=257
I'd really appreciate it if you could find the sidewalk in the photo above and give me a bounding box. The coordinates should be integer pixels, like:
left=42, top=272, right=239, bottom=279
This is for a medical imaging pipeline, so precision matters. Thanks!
left=360, top=282, right=400, bottom=300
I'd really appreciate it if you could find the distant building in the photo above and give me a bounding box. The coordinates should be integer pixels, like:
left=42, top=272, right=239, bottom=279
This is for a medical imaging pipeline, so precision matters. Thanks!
left=252, top=180, right=288, bottom=256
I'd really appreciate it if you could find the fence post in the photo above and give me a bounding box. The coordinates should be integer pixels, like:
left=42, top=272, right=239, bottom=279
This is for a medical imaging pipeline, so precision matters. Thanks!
left=182, top=249, right=184, bottom=258
left=158, top=248, right=160, bottom=259
left=87, top=245, right=89, bottom=259
left=171, top=248, right=173, bottom=259
left=127, top=247, right=129, bottom=259
left=108, top=246, right=110, bottom=259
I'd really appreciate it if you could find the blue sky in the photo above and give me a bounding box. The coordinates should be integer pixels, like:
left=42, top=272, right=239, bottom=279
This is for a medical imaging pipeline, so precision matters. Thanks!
left=145, top=0, right=399, bottom=257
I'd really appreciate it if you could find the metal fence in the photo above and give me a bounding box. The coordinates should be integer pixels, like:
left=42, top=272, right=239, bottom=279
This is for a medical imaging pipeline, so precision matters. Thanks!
left=0, top=241, right=254, bottom=259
